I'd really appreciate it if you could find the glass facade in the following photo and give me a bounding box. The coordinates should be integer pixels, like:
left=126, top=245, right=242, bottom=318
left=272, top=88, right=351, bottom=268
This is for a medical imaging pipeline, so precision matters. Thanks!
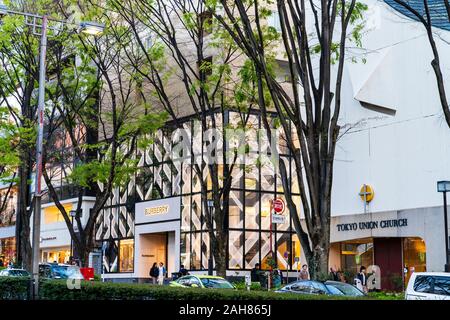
left=0, top=237, right=16, bottom=266
left=0, top=187, right=17, bottom=228
left=96, top=110, right=300, bottom=272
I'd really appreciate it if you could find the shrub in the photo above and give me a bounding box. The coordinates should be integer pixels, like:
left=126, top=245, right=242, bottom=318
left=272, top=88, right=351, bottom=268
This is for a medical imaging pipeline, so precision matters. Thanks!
left=39, top=280, right=364, bottom=300
left=232, top=281, right=263, bottom=291
left=368, top=291, right=404, bottom=300
left=0, top=277, right=31, bottom=300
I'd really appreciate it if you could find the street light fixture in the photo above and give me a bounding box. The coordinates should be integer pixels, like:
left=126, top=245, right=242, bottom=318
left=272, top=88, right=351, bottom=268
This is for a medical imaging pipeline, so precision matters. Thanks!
left=79, top=21, right=105, bottom=36
left=0, top=1, right=104, bottom=297
left=437, top=181, right=450, bottom=272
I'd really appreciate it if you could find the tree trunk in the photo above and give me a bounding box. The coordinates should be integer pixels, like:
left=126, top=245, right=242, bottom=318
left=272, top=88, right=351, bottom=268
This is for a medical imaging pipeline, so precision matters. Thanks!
left=306, top=228, right=330, bottom=280
left=213, top=233, right=227, bottom=277
left=15, top=154, right=32, bottom=271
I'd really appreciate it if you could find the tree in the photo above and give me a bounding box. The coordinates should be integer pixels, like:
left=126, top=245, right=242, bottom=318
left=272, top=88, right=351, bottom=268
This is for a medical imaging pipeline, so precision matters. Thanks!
left=0, top=1, right=43, bottom=269
left=104, top=0, right=260, bottom=276
left=392, top=0, right=450, bottom=127
left=211, top=0, right=367, bottom=278
left=34, top=1, right=168, bottom=267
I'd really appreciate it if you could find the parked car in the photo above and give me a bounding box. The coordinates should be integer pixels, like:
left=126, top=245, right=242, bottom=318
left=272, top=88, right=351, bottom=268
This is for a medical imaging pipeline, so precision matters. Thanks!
left=405, top=272, right=450, bottom=300
left=0, top=268, right=30, bottom=277
left=275, top=280, right=365, bottom=297
left=169, top=275, right=235, bottom=289
left=324, top=280, right=366, bottom=297
left=39, top=263, right=84, bottom=280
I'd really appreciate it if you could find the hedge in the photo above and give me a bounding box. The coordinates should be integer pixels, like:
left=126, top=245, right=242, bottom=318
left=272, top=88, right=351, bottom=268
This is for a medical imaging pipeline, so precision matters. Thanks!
left=0, top=277, right=31, bottom=300
left=39, top=280, right=369, bottom=300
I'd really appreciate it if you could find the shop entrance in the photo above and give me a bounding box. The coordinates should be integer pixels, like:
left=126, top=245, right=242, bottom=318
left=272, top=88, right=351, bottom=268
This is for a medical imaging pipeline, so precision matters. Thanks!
left=374, top=238, right=403, bottom=291
left=335, top=237, right=427, bottom=291
left=138, top=232, right=168, bottom=277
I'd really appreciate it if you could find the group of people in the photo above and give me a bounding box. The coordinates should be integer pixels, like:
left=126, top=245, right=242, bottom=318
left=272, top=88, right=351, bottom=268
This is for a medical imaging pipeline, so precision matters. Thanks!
left=298, top=264, right=373, bottom=293
left=0, top=258, right=14, bottom=268
left=149, top=262, right=190, bottom=285
left=250, top=263, right=285, bottom=288
left=149, top=262, right=167, bottom=285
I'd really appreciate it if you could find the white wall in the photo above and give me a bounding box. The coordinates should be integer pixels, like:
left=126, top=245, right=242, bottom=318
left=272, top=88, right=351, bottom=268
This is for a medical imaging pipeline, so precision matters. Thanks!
left=331, top=0, right=450, bottom=217
left=30, top=197, right=95, bottom=250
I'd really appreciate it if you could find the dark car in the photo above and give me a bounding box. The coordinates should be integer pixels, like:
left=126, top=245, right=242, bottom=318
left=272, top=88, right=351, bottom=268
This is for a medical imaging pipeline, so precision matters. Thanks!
left=0, top=268, right=30, bottom=277
left=275, top=280, right=365, bottom=297
left=39, top=263, right=84, bottom=280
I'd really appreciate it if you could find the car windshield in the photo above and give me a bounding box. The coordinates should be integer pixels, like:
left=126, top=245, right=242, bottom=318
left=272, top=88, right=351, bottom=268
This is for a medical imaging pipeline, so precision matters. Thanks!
left=324, top=284, right=344, bottom=295
left=200, top=278, right=234, bottom=289
left=325, top=282, right=364, bottom=296
left=9, top=270, right=29, bottom=277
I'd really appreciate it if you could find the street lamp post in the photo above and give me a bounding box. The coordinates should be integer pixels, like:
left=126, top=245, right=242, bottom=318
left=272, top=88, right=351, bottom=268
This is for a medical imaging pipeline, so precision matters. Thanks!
left=69, top=210, right=76, bottom=261
left=0, top=1, right=104, bottom=298
left=437, top=181, right=450, bottom=272
left=207, top=199, right=214, bottom=276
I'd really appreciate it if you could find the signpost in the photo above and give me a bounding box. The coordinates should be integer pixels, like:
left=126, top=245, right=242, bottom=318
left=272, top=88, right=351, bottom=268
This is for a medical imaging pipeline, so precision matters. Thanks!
left=269, top=198, right=286, bottom=288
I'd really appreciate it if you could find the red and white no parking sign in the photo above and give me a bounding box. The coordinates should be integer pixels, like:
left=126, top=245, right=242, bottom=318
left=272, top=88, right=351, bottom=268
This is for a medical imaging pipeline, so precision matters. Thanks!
left=272, top=198, right=285, bottom=214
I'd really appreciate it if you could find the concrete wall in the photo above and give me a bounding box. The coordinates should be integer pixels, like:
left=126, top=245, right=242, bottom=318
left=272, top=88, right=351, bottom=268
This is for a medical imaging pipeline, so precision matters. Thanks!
left=332, top=0, right=450, bottom=217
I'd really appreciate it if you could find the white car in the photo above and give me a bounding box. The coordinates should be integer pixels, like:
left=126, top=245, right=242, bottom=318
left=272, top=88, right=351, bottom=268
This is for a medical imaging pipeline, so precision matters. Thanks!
left=405, top=272, right=450, bottom=300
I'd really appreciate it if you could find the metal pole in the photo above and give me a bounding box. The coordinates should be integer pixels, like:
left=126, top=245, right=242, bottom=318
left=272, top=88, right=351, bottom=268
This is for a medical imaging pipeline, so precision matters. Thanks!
left=208, top=205, right=213, bottom=276
left=444, top=192, right=450, bottom=272
left=31, top=15, right=48, bottom=299
left=70, top=216, right=73, bottom=259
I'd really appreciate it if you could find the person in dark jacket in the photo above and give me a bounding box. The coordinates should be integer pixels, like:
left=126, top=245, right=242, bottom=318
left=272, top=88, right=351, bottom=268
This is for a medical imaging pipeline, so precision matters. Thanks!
left=149, top=262, right=159, bottom=284
left=329, top=267, right=340, bottom=281
left=179, top=264, right=189, bottom=276
left=356, top=266, right=368, bottom=293
left=250, top=263, right=261, bottom=282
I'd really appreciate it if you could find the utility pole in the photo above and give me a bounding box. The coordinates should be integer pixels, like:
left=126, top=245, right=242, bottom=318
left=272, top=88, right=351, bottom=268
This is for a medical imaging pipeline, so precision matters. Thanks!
left=31, top=15, right=48, bottom=298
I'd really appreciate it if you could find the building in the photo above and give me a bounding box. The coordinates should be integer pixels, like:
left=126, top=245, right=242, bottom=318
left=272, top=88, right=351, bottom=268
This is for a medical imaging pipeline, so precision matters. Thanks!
left=96, top=0, right=450, bottom=291
left=328, top=0, right=450, bottom=290
left=0, top=0, right=449, bottom=292
left=97, top=110, right=302, bottom=281
left=0, top=182, right=17, bottom=266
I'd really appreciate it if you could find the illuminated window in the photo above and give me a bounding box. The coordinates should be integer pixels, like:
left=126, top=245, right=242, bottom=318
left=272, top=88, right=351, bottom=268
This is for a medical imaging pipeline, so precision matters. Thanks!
left=44, top=204, right=72, bottom=224
left=119, top=239, right=134, bottom=273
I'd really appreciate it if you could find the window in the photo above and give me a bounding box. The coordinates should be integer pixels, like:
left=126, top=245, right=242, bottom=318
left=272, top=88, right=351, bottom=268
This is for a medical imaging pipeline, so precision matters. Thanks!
left=44, top=204, right=72, bottom=224
left=188, top=277, right=202, bottom=287
left=290, top=281, right=313, bottom=293
left=267, top=11, right=282, bottom=32
left=433, top=277, right=450, bottom=296
left=199, top=11, right=213, bottom=36
left=413, top=276, right=433, bottom=294
left=119, top=239, right=134, bottom=272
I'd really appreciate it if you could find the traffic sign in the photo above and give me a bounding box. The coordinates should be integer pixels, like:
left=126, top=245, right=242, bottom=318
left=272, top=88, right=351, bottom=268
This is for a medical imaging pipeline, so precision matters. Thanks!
left=272, top=214, right=286, bottom=224
left=272, top=198, right=285, bottom=214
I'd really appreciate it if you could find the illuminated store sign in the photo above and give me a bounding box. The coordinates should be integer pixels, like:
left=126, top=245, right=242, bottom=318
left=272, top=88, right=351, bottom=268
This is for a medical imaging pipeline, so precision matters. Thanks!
left=337, top=218, right=408, bottom=232
left=145, top=205, right=169, bottom=216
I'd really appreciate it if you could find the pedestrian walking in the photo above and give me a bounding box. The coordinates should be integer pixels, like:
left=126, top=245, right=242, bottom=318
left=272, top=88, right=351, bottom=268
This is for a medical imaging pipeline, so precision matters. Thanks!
left=157, top=262, right=166, bottom=285
left=149, top=262, right=159, bottom=284
left=356, top=266, right=368, bottom=293
left=299, top=264, right=310, bottom=280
